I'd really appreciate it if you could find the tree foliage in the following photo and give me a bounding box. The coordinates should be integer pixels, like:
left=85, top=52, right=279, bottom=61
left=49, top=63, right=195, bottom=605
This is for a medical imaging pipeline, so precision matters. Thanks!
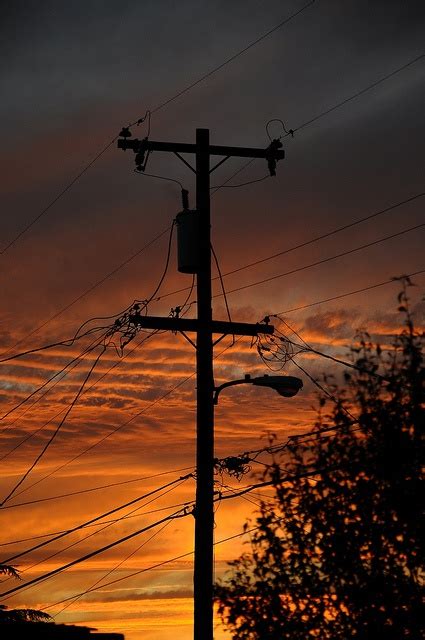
left=0, top=564, right=51, bottom=623
left=216, top=289, right=424, bottom=639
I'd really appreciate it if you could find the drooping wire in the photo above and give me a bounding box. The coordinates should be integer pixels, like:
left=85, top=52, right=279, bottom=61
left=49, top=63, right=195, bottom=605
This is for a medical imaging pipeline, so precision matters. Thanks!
left=142, top=221, right=176, bottom=307
left=5, top=338, right=241, bottom=501
left=0, top=344, right=108, bottom=507
left=0, top=325, right=109, bottom=365
left=0, top=226, right=172, bottom=360
left=266, top=118, right=294, bottom=141
left=211, top=243, right=234, bottom=345
left=0, top=329, right=160, bottom=461
left=0, top=333, right=104, bottom=427
left=134, top=170, right=185, bottom=190
left=291, top=358, right=356, bottom=422
left=210, top=175, right=270, bottom=189
left=170, top=274, right=196, bottom=319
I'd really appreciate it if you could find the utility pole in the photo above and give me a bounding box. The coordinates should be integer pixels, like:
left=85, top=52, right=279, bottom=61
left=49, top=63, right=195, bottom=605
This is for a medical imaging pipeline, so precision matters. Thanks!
left=117, top=127, right=284, bottom=640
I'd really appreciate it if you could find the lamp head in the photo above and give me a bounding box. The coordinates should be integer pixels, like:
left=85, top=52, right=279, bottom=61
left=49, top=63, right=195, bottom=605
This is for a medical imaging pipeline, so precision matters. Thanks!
left=251, top=374, right=303, bottom=398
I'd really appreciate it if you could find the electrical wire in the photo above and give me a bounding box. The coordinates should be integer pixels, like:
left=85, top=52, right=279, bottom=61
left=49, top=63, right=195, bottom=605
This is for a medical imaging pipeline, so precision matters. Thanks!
left=134, top=170, right=185, bottom=190
left=217, top=190, right=425, bottom=280
left=0, top=325, right=109, bottom=365
left=21, top=462, right=356, bottom=608
left=0, top=345, right=108, bottom=507
left=0, top=330, right=159, bottom=462
left=7, top=339, right=239, bottom=502
left=4, top=437, right=374, bottom=605
left=0, top=139, right=117, bottom=256
left=264, top=322, right=390, bottom=383
left=1, top=1, right=317, bottom=257
left=218, top=222, right=425, bottom=298
left=2, top=473, right=193, bottom=565
left=210, top=175, right=270, bottom=189
left=273, top=268, right=425, bottom=314
left=140, top=221, right=175, bottom=308
left=0, top=332, right=107, bottom=427
left=285, top=52, right=425, bottom=137
left=0, top=465, right=194, bottom=510
left=6, top=478, right=190, bottom=583
left=211, top=243, right=232, bottom=325
left=291, top=358, right=356, bottom=420
left=0, top=227, right=172, bottom=360
left=0, top=497, right=193, bottom=547
left=128, top=0, right=317, bottom=125
left=151, top=190, right=425, bottom=304
left=0, top=508, right=189, bottom=599
left=53, top=519, right=173, bottom=616
left=0, top=423, right=368, bottom=553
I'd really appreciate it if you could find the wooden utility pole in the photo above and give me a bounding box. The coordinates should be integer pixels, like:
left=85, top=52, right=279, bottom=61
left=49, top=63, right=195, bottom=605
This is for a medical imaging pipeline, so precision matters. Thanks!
left=117, top=127, right=284, bottom=640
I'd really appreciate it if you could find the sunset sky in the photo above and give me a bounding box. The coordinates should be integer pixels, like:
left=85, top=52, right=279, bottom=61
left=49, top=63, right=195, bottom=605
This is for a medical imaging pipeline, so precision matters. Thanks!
left=1, top=1, right=424, bottom=639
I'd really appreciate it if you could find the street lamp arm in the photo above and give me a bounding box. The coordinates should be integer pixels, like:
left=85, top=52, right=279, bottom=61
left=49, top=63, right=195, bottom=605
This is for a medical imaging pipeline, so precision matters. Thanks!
left=213, top=376, right=254, bottom=405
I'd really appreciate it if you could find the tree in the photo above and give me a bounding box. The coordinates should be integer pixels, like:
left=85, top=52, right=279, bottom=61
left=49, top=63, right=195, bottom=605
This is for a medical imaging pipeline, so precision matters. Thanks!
left=215, top=286, right=424, bottom=639
left=0, top=564, right=51, bottom=623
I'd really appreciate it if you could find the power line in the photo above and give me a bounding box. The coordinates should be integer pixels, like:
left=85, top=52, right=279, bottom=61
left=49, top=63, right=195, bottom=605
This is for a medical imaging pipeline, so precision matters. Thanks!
left=274, top=268, right=425, bottom=315
left=9, top=478, right=190, bottom=583
left=152, top=189, right=425, bottom=303
left=220, top=222, right=425, bottom=297
left=1, top=437, right=371, bottom=602
left=219, top=190, right=425, bottom=280
left=0, top=508, right=189, bottom=599
left=8, top=339, right=240, bottom=502
left=53, top=519, right=174, bottom=617
left=0, top=227, right=171, bottom=359
left=1, top=1, right=317, bottom=258
left=0, top=498, right=192, bottom=547
left=287, top=52, right=425, bottom=136
left=5, top=51, right=422, bottom=357
left=0, top=329, right=159, bottom=463
left=0, top=345, right=108, bottom=507
left=129, top=0, right=317, bottom=123
left=0, top=139, right=117, bottom=256
left=32, top=464, right=351, bottom=610
left=0, top=465, right=194, bottom=510
left=0, top=333, right=103, bottom=427
left=2, top=474, right=193, bottom=564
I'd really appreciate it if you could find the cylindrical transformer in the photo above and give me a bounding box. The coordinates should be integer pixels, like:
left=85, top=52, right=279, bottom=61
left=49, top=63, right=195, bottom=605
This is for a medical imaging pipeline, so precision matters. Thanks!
left=176, top=209, right=200, bottom=273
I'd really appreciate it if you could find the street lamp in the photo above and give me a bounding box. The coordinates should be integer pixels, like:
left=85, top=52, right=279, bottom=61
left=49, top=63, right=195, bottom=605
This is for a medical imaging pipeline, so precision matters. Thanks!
left=213, top=373, right=303, bottom=404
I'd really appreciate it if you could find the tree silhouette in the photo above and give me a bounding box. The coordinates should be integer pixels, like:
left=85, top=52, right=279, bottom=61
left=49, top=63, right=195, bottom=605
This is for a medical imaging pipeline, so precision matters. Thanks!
left=0, top=564, right=51, bottom=623
left=216, top=285, right=424, bottom=639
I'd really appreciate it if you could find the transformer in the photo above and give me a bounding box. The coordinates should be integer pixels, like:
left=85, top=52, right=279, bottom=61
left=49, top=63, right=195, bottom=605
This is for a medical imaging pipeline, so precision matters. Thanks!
left=176, top=208, right=200, bottom=273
